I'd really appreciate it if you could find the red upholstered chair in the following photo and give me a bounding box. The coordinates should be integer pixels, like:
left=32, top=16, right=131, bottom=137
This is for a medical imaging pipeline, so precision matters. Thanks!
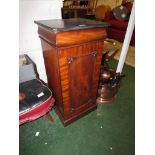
left=19, top=55, right=55, bottom=125
left=19, top=79, right=55, bottom=125
left=104, top=2, right=135, bottom=46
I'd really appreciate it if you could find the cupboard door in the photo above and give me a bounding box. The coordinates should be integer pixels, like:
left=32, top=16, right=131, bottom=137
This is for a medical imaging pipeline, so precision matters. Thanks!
left=59, top=41, right=103, bottom=115
left=68, top=52, right=97, bottom=111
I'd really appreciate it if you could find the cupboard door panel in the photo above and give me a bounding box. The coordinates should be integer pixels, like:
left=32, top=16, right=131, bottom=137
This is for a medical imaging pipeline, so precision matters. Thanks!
left=68, top=52, right=97, bottom=110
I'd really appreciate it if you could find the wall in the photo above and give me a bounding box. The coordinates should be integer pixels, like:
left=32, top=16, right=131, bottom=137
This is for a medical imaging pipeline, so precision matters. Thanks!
left=19, top=0, right=63, bottom=82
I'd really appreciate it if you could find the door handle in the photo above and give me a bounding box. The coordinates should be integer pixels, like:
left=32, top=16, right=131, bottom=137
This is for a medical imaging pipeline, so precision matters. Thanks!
left=67, top=57, right=73, bottom=64
left=92, top=51, right=97, bottom=57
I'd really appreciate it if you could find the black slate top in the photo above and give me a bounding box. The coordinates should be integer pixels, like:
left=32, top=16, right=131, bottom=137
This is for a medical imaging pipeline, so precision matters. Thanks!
left=34, top=18, right=110, bottom=32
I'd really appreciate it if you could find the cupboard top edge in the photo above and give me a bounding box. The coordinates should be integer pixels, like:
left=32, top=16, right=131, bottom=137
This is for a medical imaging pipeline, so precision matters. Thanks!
left=34, top=18, right=110, bottom=33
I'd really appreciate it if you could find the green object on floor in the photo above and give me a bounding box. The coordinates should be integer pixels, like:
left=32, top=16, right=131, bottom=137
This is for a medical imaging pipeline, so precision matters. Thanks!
left=19, top=60, right=135, bottom=155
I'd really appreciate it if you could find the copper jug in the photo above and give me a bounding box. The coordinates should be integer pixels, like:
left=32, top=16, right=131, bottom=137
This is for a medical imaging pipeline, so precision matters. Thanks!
left=97, top=72, right=125, bottom=103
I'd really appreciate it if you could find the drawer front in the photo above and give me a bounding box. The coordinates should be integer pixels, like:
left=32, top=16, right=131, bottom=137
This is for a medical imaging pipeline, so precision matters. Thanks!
left=59, top=41, right=103, bottom=117
left=56, top=28, right=107, bottom=47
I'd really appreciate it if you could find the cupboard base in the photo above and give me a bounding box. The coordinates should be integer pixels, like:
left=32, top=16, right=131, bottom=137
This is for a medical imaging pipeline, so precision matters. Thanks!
left=54, top=104, right=97, bottom=126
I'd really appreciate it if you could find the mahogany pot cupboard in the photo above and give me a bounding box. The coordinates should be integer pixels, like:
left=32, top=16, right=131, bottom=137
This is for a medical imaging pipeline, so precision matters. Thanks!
left=35, top=18, right=109, bottom=126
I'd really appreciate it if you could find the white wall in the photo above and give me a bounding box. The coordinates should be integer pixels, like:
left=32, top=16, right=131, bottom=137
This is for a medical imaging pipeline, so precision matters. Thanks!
left=19, top=0, right=62, bottom=82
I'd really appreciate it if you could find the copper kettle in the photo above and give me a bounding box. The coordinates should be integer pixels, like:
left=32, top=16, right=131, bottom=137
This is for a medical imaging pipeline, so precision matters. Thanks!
left=97, top=39, right=124, bottom=103
left=97, top=71, right=125, bottom=103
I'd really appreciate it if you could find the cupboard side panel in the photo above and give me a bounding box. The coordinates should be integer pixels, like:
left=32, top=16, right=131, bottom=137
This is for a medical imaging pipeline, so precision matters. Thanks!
left=40, top=39, right=64, bottom=114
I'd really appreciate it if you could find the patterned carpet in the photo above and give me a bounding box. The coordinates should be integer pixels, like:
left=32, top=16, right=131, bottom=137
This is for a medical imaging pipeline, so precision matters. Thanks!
left=104, top=39, right=135, bottom=67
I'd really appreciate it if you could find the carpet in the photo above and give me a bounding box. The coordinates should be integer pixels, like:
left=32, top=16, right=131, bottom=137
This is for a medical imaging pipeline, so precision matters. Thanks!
left=19, top=60, right=135, bottom=155
left=104, top=39, right=135, bottom=67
